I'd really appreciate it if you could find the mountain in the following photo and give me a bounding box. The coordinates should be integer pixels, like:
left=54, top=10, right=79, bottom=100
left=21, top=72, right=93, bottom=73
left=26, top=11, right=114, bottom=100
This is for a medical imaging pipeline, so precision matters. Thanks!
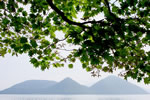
left=0, top=76, right=148, bottom=94
left=90, top=75, right=147, bottom=94
left=0, top=80, right=57, bottom=94
left=43, top=77, right=90, bottom=94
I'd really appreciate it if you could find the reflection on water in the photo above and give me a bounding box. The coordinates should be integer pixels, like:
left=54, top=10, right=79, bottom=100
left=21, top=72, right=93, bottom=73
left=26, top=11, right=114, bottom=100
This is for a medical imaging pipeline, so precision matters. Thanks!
left=0, top=95, right=150, bottom=100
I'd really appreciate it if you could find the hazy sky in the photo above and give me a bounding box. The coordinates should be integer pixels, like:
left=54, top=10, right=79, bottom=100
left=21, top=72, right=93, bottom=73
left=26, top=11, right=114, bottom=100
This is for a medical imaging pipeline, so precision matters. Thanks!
left=0, top=54, right=150, bottom=92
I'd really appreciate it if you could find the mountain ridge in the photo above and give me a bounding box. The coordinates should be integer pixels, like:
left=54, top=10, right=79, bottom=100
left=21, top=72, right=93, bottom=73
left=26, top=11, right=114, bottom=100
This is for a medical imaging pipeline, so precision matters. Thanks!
left=0, top=76, right=148, bottom=94
left=43, top=77, right=90, bottom=94
left=90, top=75, right=147, bottom=94
left=0, top=80, right=57, bottom=94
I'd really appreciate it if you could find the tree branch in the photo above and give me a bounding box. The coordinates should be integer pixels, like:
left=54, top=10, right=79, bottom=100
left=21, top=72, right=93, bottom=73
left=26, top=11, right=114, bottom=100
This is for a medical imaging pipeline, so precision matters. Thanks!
left=81, top=19, right=105, bottom=24
left=104, top=0, right=112, bottom=14
left=46, top=0, right=111, bottom=29
left=46, top=0, right=90, bottom=28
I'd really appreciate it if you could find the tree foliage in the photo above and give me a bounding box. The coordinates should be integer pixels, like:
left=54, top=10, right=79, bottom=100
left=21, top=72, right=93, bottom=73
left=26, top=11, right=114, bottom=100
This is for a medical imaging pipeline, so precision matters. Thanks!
left=0, top=0, right=150, bottom=83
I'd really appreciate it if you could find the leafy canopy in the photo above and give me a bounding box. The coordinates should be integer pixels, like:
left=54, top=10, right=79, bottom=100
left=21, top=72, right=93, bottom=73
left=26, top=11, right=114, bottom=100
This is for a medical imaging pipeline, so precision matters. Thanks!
left=0, top=0, right=150, bottom=83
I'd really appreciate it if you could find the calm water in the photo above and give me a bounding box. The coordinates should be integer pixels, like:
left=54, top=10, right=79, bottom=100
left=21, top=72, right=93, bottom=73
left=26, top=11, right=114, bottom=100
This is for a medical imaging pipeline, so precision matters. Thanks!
left=0, top=95, right=150, bottom=100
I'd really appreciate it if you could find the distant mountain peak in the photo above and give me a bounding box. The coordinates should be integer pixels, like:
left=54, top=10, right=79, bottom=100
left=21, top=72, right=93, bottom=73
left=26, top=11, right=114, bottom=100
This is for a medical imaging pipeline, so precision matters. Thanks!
left=59, top=77, right=78, bottom=85
left=63, top=77, right=73, bottom=81
left=90, top=75, right=147, bottom=94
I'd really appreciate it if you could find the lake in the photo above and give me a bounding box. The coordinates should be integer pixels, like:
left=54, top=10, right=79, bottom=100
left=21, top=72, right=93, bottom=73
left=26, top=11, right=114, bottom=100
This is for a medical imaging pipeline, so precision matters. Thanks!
left=0, top=95, right=150, bottom=100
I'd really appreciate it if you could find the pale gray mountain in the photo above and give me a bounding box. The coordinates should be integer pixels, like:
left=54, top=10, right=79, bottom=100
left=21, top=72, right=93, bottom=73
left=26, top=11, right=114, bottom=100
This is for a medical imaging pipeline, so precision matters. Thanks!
left=0, top=76, right=148, bottom=94
left=90, top=75, right=147, bottom=94
left=43, top=77, right=90, bottom=94
left=0, top=80, right=57, bottom=94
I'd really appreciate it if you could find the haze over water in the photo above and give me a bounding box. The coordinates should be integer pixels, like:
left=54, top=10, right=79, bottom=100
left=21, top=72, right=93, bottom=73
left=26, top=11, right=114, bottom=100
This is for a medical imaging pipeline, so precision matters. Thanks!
left=0, top=95, right=150, bottom=100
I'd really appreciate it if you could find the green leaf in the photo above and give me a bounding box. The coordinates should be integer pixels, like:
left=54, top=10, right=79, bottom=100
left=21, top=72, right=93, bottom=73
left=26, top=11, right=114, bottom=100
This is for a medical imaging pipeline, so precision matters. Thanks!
left=2, top=18, right=10, bottom=25
left=70, top=58, right=76, bottom=62
left=28, top=49, right=36, bottom=57
left=8, top=49, right=11, bottom=53
left=55, top=56, right=60, bottom=60
left=18, top=7, right=24, bottom=12
left=30, top=39, right=38, bottom=48
left=30, top=58, right=38, bottom=64
left=102, top=67, right=109, bottom=72
left=67, top=39, right=72, bottom=43
left=23, top=44, right=31, bottom=51
left=86, top=67, right=91, bottom=72
left=20, top=37, right=28, bottom=43
left=82, top=63, right=87, bottom=69
left=22, top=11, right=27, bottom=16
left=96, top=65, right=102, bottom=69
left=144, top=77, right=150, bottom=84
left=0, top=1, right=5, bottom=9
left=34, top=62, right=39, bottom=68
left=68, top=64, right=73, bottom=68
left=103, top=7, right=109, bottom=17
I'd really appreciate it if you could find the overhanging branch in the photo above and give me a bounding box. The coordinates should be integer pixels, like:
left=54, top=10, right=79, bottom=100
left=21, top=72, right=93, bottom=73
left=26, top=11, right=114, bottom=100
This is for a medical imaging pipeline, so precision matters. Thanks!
left=46, top=0, right=89, bottom=28
left=46, top=0, right=108, bottom=28
left=104, top=0, right=112, bottom=14
left=81, top=19, right=105, bottom=24
left=47, top=0, right=135, bottom=30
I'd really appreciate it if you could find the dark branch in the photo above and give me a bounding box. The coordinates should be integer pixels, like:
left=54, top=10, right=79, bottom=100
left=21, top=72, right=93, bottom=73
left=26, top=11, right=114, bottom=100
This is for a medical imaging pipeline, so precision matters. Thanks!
left=46, top=0, right=89, bottom=28
left=104, top=0, right=112, bottom=14
left=46, top=0, right=111, bottom=28
left=81, top=19, right=105, bottom=24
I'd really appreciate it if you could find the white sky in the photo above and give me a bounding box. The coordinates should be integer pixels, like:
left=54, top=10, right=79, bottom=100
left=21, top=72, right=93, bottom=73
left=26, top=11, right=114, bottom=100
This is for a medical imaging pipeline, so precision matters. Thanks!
left=0, top=54, right=150, bottom=92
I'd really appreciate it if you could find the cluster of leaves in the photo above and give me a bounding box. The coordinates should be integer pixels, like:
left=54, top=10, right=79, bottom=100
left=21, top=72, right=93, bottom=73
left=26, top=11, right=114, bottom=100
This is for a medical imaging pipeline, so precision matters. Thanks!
left=0, top=0, right=150, bottom=83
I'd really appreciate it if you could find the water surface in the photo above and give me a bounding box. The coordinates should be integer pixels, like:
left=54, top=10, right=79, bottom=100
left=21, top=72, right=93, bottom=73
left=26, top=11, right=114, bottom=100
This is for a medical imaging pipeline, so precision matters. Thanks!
left=0, top=95, right=150, bottom=100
